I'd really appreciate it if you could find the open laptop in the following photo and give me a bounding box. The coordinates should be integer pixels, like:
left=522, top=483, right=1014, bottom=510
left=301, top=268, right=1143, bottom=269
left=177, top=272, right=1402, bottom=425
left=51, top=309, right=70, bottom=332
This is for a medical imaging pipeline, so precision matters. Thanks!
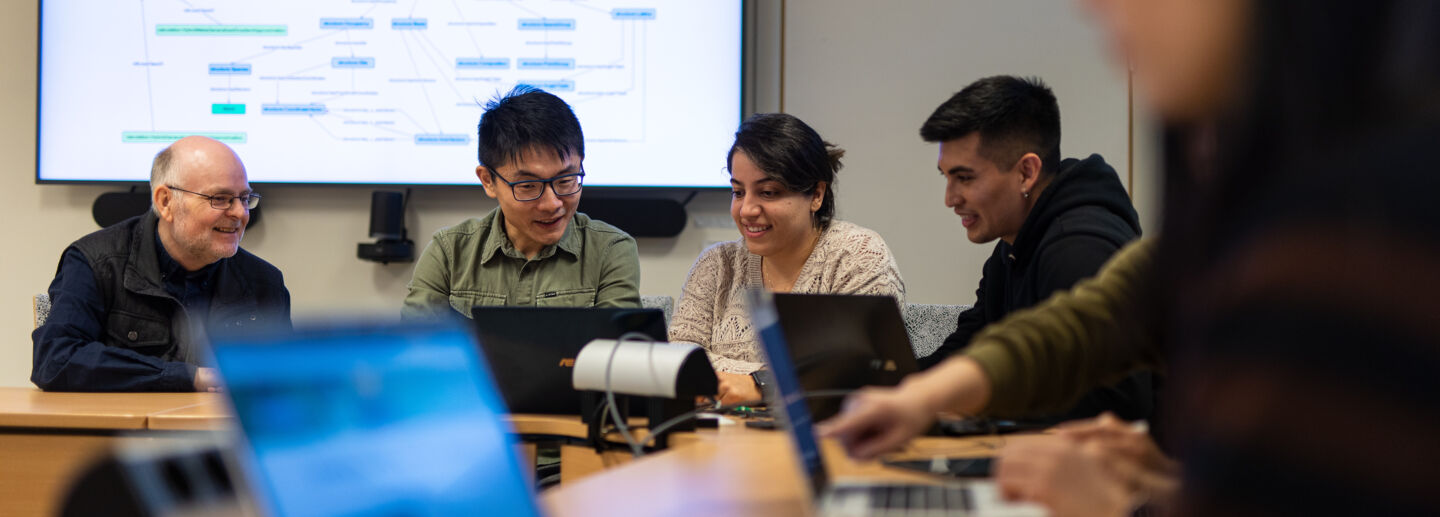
left=752, top=291, right=1046, bottom=517
left=470, top=306, right=666, bottom=414
left=211, top=323, right=544, bottom=517
left=771, top=293, right=919, bottom=420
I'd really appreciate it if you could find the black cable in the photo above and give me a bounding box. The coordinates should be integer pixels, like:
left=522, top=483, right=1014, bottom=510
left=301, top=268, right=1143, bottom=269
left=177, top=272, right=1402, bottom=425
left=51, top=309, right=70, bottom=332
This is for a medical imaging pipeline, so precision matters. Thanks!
left=680, top=190, right=699, bottom=206
left=587, top=399, right=609, bottom=454
left=590, top=387, right=1008, bottom=462
left=399, top=188, right=413, bottom=240
left=639, top=389, right=860, bottom=450
left=637, top=399, right=762, bottom=451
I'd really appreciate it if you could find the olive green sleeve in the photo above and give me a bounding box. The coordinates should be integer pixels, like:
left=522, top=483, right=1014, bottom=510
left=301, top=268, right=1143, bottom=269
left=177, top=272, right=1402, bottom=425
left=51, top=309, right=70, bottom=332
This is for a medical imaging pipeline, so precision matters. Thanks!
left=963, top=238, right=1165, bottom=417
left=401, top=233, right=456, bottom=321
left=593, top=234, right=641, bottom=309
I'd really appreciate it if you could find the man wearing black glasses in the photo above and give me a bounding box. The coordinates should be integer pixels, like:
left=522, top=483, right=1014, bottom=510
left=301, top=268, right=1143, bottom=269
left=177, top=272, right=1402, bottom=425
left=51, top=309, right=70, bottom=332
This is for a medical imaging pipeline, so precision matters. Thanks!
left=402, top=86, right=640, bottom=320
left=32, top=136, right=291, bottom=392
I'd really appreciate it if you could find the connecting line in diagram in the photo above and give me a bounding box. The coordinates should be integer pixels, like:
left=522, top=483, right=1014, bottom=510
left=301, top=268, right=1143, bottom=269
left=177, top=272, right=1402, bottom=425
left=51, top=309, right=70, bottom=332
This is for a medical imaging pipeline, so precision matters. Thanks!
left=138, top=0, right=156, bottom=131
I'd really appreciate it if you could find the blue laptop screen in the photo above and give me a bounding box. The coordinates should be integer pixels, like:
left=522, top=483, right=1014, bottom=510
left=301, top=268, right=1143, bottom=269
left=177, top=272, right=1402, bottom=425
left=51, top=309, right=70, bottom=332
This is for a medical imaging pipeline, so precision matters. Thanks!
left=213, top=326, right=541, bottom=517
left=751, top=293, right=827, bottom=483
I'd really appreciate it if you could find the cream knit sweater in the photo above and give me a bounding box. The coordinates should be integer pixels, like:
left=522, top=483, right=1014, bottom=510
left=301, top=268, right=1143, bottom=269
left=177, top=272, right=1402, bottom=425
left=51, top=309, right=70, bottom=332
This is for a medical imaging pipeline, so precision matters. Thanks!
left=668, top=220, right=906, bottom=373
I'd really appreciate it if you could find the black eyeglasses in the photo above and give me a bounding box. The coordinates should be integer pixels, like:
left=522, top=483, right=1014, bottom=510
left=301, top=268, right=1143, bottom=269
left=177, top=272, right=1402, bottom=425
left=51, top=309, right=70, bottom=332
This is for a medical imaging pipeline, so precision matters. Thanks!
left=167, top=185, right=261, bottom=210
left=490, top=171, right=585, bottom=202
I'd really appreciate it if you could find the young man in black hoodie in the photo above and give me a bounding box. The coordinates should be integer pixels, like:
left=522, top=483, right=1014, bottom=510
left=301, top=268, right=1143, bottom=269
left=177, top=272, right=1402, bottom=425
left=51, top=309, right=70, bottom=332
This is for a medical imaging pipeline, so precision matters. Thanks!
left=916, top=75, right=1152, bottom=423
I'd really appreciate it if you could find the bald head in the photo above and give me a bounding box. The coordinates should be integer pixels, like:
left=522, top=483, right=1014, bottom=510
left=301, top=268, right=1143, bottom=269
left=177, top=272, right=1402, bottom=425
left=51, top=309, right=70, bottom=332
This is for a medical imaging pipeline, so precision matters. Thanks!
left=150, top=136, right=247, bottom=199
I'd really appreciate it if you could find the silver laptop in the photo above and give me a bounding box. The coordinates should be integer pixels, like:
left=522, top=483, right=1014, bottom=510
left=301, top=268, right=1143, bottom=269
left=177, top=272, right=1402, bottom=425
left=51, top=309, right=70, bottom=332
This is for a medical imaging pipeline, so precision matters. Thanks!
left=210, top=323, right=544, bottom=517
left=751, top=291, right=1047, bottom=517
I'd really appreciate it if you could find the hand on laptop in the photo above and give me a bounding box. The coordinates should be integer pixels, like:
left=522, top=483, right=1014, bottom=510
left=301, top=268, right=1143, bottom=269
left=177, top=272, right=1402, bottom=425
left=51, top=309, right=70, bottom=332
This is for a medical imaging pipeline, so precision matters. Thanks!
left=995, top=413, right=1179, bottom=517
left=994, top=436, right=1133, bottom=517
left=193, top=367, right=223, bottom=392
left=716, top=372, right=761, bottom=405
left=815, top=385, right=935, bottom=460
left=1056, top=413, right=1178, bottom=486
left=820, top=356, right=994, bottom=460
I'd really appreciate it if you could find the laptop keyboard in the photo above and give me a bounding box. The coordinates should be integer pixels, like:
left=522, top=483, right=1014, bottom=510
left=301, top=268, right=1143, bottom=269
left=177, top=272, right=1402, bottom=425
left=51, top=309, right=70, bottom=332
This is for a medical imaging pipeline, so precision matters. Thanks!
left=868, top=484, right=974, bottom=512
left=824, top=483, right=977, bottom=516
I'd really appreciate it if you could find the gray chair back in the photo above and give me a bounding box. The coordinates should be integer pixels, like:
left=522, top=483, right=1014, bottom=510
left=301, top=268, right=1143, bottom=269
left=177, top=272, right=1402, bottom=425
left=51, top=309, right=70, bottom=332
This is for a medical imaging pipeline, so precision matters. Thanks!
left=35, top=293, right=51, bottom=329
left=640, top=295, right=675, bottom=327
left=902, top=303, right=969, bottom=358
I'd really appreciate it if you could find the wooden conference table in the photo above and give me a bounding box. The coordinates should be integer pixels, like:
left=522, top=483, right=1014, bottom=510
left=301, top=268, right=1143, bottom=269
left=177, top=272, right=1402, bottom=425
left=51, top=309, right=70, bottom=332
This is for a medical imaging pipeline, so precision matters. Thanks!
left=0, top=387, right=1035, bottom=517
left=0, top=388, right=217, bottom=517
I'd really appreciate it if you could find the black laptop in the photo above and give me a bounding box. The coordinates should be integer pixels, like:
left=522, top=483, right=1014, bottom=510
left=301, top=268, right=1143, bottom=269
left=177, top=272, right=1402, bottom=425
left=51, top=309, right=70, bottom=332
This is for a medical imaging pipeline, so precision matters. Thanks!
left=470, top=306, right=667, bottom=414
left=750, top=291, right=1045, bottom=516
left=770, top=293, right=919, bottom=420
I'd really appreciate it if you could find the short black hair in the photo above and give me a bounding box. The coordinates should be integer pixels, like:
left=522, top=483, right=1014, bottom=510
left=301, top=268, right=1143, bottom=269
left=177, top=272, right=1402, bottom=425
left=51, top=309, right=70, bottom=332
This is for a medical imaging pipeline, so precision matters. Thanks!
left=477, top=86, right=584, bottom=170
left=919, top=76, right=1062, bottom=175
left=727, top=113, right=844, bottom=228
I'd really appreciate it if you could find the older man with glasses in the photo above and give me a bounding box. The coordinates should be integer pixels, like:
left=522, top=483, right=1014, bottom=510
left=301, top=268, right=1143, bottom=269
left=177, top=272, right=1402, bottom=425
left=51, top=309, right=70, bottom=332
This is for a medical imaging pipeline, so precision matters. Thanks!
left=401, top=86, right=640, bottom=321
left=32, top=135, right=291, bottom=392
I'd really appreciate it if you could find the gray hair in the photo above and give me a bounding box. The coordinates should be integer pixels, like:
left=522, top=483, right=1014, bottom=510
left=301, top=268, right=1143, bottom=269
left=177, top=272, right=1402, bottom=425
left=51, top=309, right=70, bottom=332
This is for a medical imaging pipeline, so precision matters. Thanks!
left=149, top=146, right=176, bottom=214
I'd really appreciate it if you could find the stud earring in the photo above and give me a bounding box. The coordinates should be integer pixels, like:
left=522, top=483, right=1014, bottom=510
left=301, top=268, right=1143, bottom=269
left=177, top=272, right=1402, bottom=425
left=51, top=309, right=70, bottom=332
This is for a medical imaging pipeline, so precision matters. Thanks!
left=1022, top=191, right=1030, bottom=199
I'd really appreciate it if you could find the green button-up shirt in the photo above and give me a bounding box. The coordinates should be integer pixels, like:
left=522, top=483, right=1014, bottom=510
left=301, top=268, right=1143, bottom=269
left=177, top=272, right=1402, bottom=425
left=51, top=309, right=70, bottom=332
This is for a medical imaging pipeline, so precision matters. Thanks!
left=401, top=208, right=641, bottom=320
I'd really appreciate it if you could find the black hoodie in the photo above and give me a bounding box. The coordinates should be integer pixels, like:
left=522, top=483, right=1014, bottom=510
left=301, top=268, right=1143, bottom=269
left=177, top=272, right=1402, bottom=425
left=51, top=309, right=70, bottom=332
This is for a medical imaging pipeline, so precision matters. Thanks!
left=920, top=154, right=1153, bottom=422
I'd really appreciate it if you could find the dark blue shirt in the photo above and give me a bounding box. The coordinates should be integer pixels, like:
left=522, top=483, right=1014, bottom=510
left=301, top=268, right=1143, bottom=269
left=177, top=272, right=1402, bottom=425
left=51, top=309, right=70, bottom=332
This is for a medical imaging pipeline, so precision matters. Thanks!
left=155, top=233, right=218, bottom=360
left=32, top=241, right=216, bottom=391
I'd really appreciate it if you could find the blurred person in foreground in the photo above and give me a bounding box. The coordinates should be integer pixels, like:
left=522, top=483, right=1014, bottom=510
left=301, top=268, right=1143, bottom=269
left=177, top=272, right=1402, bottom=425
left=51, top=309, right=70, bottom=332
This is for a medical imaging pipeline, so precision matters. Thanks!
left=823, top=0, right=1440, bottom=515
left=994, top=413, right=1180, bottom=517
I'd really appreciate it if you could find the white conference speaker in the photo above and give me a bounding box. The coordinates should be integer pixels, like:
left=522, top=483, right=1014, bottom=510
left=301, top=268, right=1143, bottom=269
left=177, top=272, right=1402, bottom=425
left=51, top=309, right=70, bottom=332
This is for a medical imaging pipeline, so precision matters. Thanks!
left=572, top=339, right=718, bottom=399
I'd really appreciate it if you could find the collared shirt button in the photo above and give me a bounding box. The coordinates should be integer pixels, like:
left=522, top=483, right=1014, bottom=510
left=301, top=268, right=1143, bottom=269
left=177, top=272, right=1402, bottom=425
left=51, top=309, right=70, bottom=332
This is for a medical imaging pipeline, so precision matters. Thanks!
left=127, top=331, right=138, bottom=341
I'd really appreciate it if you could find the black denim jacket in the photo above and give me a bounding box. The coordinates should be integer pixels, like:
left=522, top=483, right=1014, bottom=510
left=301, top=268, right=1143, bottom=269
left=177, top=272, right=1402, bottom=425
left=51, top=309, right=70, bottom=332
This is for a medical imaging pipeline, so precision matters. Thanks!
left=31, top=212, right=290, bottom=391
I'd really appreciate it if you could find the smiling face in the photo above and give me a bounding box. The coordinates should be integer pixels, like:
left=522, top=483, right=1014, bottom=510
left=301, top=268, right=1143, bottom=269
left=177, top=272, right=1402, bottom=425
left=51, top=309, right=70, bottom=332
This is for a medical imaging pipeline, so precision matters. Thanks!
left=938, top=133, right=1042, bottom=245
left=154, top=137, right=252, bottom=271
left=477, top=146, right=582, bottom=258
left=729, top=150, right=825, bottom=259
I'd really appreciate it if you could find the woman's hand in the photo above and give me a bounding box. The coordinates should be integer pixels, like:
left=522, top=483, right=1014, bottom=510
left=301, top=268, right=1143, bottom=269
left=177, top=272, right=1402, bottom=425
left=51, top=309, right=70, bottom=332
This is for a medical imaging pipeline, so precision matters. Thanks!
left=716, top=371, right=763, bottom=405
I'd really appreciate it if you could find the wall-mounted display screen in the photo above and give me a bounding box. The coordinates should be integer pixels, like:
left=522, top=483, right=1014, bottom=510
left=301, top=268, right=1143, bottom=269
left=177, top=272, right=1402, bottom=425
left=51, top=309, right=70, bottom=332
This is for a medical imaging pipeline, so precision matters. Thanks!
left=38, top=0, right=742, bottom=187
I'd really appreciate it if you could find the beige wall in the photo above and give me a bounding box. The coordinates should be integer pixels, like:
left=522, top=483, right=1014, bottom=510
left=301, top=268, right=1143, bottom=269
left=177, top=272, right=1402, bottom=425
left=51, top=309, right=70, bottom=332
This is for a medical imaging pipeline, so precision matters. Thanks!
left=0, top=0, right=1158, bottom=387
left=783, top=0, right=1160, bottom=310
